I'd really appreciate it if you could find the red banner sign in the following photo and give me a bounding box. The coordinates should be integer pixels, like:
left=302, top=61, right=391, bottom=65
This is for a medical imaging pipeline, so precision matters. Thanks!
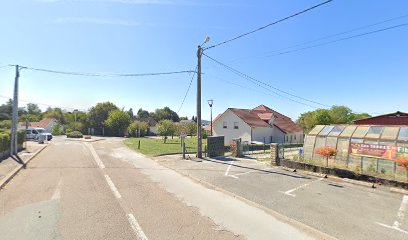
left=350, top=143, right=408, bottom=160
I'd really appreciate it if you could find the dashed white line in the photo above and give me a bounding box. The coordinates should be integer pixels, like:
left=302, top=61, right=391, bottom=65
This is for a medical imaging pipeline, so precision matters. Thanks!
left=282, top=178, right=324, bottom=197
left=86, top=143, right=105, bottom=169
left=127, top=213, right=148, bottom=240
left=104, top=175, right=122, bottom=199
left=51, top=178, right=62, bottom=200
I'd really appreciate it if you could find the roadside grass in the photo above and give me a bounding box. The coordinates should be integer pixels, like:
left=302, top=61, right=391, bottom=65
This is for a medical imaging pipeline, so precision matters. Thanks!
left=124, top=137, right=207, bottom=157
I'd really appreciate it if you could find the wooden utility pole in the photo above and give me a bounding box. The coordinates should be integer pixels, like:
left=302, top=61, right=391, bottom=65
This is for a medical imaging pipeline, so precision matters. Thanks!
left=196, top=45, right=203, bottom=158
left=10, top=65, right=20, bottom=156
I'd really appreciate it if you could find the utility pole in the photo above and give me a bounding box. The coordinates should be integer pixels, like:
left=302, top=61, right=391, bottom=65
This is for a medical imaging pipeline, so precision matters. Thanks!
left=196, top=45, right=203, bottom=158
left=196, top=37, right=210, bottom=159
left=10, top=65, right=20, bottom=156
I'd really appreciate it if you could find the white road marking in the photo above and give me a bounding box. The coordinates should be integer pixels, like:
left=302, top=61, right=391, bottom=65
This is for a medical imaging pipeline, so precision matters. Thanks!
left=282, top=178, right=324, bottom=197
left=376, top=222, right=408, bottom=235
left=377, top=195, right=408, bottom=235
left=104, top=175, right=121, bottom=199
left=232, top=167, right=277, bottom=177
left=86, top=143, right=105, bottom=169
left=51, top=179, right=62, bottom=200
left=127, top=213, right=148, bottom=240
left=224, top=163, right=233, bottom=176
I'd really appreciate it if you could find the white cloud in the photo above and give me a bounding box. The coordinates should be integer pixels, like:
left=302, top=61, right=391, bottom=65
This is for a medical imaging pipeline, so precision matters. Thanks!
left=54, top=17, right=146, bottom=27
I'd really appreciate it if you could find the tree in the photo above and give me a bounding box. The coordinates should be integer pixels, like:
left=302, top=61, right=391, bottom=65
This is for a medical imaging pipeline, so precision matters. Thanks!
left=157, top=120, right=176, bottom=143
left=27, top=103, right=42, bottom=116
left=180, top=116, right=188, bottom=120
left=43, top=107, right=66, bottom=124
left=128, top=108, right=134, bottom=119
left=0, top=120, right=11, bottom=129
left=137, top=108, right=150, bottom=119
left=0, top=99, right=13, bottom=120
left=88, top=102, right=119, bottom=129
left=394, top=155, right=408, bottom=181
left=128, top=121, right=149, bottom=137
left=329, top=106, right=353, bottom=124
left=152, top=107, right=180, bottom=122
left=104, top=110, right=132, bottom=137
left=19, top=114, right=41, bottom=123
left=186, top=123, right=196, bottom=137
left=52, top=123, right=63, bottom=135
left=296, top=106, right=371, bottom=133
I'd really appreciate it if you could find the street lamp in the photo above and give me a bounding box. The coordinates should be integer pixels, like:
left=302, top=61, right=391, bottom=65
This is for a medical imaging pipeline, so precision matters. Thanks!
left=207, top=99, right=214, bottom=136
left=74, top=109, right=78, bottom=131
left=196, top=36, right=210, bottom=159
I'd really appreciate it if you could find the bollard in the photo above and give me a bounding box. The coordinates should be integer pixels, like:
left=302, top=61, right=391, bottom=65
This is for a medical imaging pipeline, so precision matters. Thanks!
left=138, top=140, right=141, bottom=150
left=182, top=142, right=186, bottom=159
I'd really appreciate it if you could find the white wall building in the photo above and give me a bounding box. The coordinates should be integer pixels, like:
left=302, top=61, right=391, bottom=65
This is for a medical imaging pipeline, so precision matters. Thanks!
left=211, top=105, right=304, bottom=145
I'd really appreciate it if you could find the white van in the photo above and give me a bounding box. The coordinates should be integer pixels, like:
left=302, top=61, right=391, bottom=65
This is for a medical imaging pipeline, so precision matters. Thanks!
left=22, top=128, right=53, bottom=141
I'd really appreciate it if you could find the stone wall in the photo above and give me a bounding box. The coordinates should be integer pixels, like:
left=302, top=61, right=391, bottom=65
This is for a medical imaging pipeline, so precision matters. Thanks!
left=270, top=143, right=279, bottom=165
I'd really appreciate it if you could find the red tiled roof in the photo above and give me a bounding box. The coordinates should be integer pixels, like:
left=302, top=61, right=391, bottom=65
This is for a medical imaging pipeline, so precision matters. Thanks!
left=354, top=111, right=408, bottom=125
left=226, top=105, right=303, bottom=133
left=28, top=118, right=54, bottom=128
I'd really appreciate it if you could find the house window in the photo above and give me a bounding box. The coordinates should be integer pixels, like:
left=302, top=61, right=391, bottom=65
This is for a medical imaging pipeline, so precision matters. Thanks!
left=286, top=135, right=288, bottom=142
left=223, top=121, right=227, bottom=129
left=290, top=135, right=293, bottom=143
left=270, top=136, right=273, bottom=143
left=234, top=122, right=239, bottom=129
left=294, top=135, right=297, bottom=140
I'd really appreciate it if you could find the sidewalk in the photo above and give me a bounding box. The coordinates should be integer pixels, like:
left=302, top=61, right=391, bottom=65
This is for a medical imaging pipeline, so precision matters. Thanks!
left=0, top=141, right=47, bottom=188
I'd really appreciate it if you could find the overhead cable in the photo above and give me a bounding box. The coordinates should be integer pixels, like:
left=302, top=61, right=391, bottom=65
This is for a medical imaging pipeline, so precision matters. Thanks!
left=205, top=0, right=334, bottom=50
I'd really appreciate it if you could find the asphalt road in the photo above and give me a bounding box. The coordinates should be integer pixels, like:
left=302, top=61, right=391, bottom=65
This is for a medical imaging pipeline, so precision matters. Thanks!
left=0, top=137, right=317, bottom=240
left=157, top=154, right=408, bottom=240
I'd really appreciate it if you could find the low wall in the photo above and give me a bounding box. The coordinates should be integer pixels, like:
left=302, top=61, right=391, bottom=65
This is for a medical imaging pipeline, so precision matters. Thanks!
left=279, top=158, right=408, bottom=189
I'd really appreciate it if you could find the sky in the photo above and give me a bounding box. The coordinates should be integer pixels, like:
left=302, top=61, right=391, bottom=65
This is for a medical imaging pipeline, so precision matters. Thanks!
left=0, top=0, right=407, bottom=121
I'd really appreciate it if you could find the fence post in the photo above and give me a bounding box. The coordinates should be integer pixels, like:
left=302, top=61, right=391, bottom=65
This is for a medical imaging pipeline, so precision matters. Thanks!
left=138, top=140, right=140, bottom=150
left=270, top=143, right=279, bottom=166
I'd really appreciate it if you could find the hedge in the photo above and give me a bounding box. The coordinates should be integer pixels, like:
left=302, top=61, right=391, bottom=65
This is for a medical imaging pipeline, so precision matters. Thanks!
left=66, top=131, right=83, bottom=138
left=0, top=130, right=25, bottom=153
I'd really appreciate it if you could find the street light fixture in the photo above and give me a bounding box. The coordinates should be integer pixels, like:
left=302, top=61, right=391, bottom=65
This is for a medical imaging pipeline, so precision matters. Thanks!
left=196, top=37, right=210, bottom=159
left=207, top=99, right=214, bottom=136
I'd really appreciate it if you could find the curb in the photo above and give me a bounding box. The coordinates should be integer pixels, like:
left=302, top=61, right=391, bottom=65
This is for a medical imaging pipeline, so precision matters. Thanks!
left=390, top=187, right=408, bottom=195
left=0, top=145, right=48, bottom=190
left=342, top=178, right=375, bottom=188
left=158, top=161, right=337, bottom=240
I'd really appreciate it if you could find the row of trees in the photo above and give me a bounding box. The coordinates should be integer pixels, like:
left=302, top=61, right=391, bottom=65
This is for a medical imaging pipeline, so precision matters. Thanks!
left=0, top=99, right=186, bottom=137
left=296, top=106, right=371, bottom=133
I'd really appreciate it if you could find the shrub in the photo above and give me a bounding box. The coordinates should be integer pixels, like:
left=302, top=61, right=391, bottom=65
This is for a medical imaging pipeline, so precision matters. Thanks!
left=314, top=146, right=337, bottom=167
left=52, top=123, right=63, bottom=135
left=0, top=133, right=10, bottom=152
left=66, top=131, right=83, bottom=138
left=0, top=120, right=11, bottom=129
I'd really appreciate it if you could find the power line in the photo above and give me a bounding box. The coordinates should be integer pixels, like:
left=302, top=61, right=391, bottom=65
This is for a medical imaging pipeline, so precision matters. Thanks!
left=177, top=65, right=198, bottom=114
left=205, top=0, right=334, bottom=50
left=231, top=13, right=408, bottom=62
left=8, top=65, right=196, bottom=77
left=0, top=94, right=86, bottom=112
left=204, top=53, right=331, bottom=108
left=266, top=23, right=408, bottom=57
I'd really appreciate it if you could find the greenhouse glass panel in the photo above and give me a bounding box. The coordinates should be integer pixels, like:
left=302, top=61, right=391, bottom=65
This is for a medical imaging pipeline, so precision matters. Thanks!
left=381, top=127, right=399, bottom=140
left=326, top=137, right=338, bottom=147
left=303, top=136, right=316, bottom=159
left=366, top=126, right=384, bottom=139
left=309, top=125, right=325, bottom=135
left=339, top=126, right=357, bottom=137
left=328, top=126, right=346, bottom=136
left=313, top=136, right=327, bottom=161
left=398, top=127, right=408, bottom=141
left=318, top=126, right=334, bottom=136
left=352, top=126, right=369, bottom=138
left=336, top=138, right=350, bottom=161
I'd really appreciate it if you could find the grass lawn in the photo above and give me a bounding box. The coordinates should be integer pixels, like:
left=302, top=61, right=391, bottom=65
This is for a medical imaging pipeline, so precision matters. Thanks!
left=124, top=137, right=207, bottom=157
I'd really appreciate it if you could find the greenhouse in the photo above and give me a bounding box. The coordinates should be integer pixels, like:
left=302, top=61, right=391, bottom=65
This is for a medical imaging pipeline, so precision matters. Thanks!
left=303, top=125, right=408, bottom=181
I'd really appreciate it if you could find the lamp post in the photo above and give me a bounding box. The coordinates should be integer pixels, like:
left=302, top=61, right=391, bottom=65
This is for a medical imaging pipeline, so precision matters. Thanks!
left=74, top=109, right=78, bottom=131
left=207, top=99, right=213, bottom=136
left=196, top=36, right=210, bottom=159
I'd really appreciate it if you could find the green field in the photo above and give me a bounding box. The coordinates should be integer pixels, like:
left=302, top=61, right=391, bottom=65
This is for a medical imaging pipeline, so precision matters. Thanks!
left=124, top=137, right=207, bottom=156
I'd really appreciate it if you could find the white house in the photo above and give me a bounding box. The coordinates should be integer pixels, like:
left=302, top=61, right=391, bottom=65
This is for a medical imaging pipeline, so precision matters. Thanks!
left=211, top=105, right=304, bottom=145
left=19, top=118, right=61, bottom=133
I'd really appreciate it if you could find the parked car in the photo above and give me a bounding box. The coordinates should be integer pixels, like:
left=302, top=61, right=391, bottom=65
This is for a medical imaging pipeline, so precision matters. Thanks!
left=22, top=127, right=53, bottom=141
